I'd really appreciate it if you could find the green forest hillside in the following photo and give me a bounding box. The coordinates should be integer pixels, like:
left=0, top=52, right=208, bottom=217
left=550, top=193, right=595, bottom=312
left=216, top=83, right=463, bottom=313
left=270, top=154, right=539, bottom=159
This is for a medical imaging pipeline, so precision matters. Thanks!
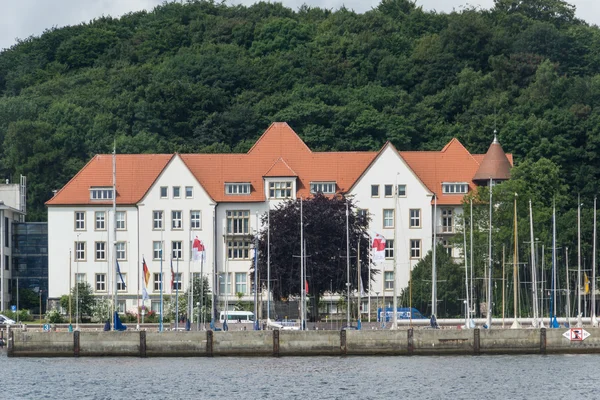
left=0, top=0, right=599, bottom=221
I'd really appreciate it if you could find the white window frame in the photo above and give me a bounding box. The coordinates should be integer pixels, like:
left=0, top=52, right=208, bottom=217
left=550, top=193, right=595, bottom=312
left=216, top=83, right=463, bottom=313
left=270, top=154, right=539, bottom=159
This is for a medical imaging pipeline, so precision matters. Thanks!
left=219, top=273, right=231, bottom=295
left=90, top=187, right=114, bottom=200
left=226, top=210, right=250, bottom=235
left=95, top=273, right=107, bottom=292
left=227, top=239, right=251, bottom=260
left=116, top=211, right=126, bottom=230
left=397, top=184, right=407, bottom=197
left=153, top=210, right=163, bottom=230
left=269, top=181, right=292, bottom=199
left=172, top=241, right=183, bottom=260
left=153, top=241, right=163, bottom=260
left=160, top=186, right=168, bottom=198
left=75, top=241, right=86, bottom=261
left=410, top=209, right=421, bottom=228
left=172, top=272, right=182, bottom=291
left=185, top=186, right=193, bottom=198
left=171, top=210, right=183, bottom=230
left=95, top=241, right=106, bottom=261
left=310, top=182, right=336, bottom=194
left=117, top=274, right=127, bottom=291
left=235, top=272, right=247, bottom=294
left=116, top=242, right=126, bottom=261
left=442, top=209, right=453, bottom=233
left=190, top=210, right=201, bottom=230
left=153, top=273, right=163, bottom=292
left=95, top=211, right=106, bottom=231
left=371, top=185, right=379, bottom=197
left=385, top=239, right=394, bottom=259
left=383, top=209, right=394, bottom=229
left=173, top=186, right=181, bottom=199
left=384, top=271, right=394, bottom=290
left=225, top=183, right=251, bottom=195
left=410, top=239, right=422, bottom=259
left=74, top=211, right=85, bottom=230
left=442, top=182, right=469, bottom=194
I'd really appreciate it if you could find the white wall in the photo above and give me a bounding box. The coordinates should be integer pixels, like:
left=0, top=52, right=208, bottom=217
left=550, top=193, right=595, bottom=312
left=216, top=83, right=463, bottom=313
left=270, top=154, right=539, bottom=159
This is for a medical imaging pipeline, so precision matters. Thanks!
left=349, top=145, right=433, bottom=305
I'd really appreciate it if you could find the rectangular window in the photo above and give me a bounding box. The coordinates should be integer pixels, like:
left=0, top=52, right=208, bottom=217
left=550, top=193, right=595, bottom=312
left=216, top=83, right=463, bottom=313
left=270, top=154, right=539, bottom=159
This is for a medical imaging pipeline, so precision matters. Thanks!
left=384, top=185, right=393, bottom=197
left=357, top=209, right=368, bottom=218
left=235, top=272, right=247, bottom=295
left=171, top=210, right=182, bottom=230
left=383, top=209, right=394, bottom=229
left=410, top=239, right=421, bottom=259
left=95, top=274, right=106, bottom=291
left=385, top=239, right=394, bottom=259
left=442, top=182, right=469, bottom=194
left=226, top=210, right=250, bottom=235
left=310, top=182, right=336, bottom=194
left=190, top=210, right=201, bottom=230
left=153, top=211, right=163, bottom=230
left=442, top=209, right=453, bottom=233
left=269, top=181, right=292, bottom=199
left=219, top=273, right=231, bottom=295
left=172, top=272, right=182, bottom=291
left=442, top=239, right=453, bottom=256
left=172, top=241, right=182, bottom=260
left=160, top=186, right=168, bottom=198
left=90, top=188, right=114, bottom=200
left=151, top=301, right=161, bottom=313
left=154, top=273, right=163, bottom=291
left=227, top=240, right=251, bottom=260
left=115, top=242, right=126, bottom=261
left=75, top=273, right=85, bottom=284
left=173, top=186, right=181, bottom=198
left=410, top=209, right=421, bottom=228
left=75, top=242, right=86, bottom=261
left=397, top=184, right=406, bottom=197
left=185, top=186, right=193, bottom=198
left=225, top=183, right=251, bottom=195
left=117, top=273, right=127, bottom=291
left=95, top=211, right=106, bottom=230
left=153, top=241, right=163, bottom=260
left=116, top=211, right=126, bottom=230
left=117, top=300, right=126, bottom=313
left=95, top=242, right=106, bottom=261
left=384, top=271, right=394, bottom=290
left=371, top=185, right=379, bottom=197
left=74, top=212, right=85, bottom=230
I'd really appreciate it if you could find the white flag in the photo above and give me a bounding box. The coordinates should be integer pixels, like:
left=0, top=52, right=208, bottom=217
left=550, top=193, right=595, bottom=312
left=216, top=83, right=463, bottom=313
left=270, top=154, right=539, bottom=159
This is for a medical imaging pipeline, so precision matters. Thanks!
left=372, top=233, right=386, bottom=263
left=192, top=235, right=206, bottom=262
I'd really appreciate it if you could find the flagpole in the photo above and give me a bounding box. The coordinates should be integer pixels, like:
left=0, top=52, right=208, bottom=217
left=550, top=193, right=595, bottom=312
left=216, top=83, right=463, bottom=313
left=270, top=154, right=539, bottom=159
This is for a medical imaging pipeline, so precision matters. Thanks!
left=200, top=251, right=204, bottom=330
left=159, top=230, right=164, bottom=332
left=112, top=141, right=118, bottom=331
left=254, top=212, right=259, bottom=330
left=357, top=237, right=361, bottom=329
left=136, top=243, right=140, bottom=330
left=189, top=233, right=193, bottom=327
left=176, top=257, right=179, bottom=330
left=300, top=198, right=305, bottom=331
left=346, top=201, right=351, bottom=328
left=267, top=210, right=271, bottom=322
left=368, top=237, right=371, bottom=323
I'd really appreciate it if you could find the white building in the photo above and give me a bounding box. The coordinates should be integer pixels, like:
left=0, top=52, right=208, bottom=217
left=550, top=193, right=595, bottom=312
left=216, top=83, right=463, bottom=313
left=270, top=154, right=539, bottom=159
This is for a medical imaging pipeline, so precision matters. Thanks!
left=46, top=123, right=511, bottom=318
left=0, top=176, right=27, bottom=310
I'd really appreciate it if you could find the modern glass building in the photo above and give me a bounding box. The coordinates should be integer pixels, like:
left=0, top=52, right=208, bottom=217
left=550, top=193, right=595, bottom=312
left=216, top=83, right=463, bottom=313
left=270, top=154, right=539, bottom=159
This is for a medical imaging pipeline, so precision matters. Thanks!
left=12, top=223, right=48, bottom=314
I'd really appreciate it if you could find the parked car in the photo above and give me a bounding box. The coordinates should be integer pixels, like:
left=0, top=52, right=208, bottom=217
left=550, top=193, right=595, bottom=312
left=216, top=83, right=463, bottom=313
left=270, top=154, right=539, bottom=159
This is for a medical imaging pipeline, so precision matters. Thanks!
left=0, top=314, right=16, bottom=325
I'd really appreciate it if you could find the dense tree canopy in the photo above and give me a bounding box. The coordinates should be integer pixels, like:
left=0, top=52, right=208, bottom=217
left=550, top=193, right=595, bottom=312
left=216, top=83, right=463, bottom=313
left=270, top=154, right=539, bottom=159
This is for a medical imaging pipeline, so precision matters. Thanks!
left=0, top=0, right=599, bottom=221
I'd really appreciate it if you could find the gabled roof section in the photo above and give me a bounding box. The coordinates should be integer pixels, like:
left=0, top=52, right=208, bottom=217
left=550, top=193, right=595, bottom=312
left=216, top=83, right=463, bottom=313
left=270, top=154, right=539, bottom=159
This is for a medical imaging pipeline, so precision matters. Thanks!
left=473, top=135, right=512, bottom=181
left=264, top=157, right=298, bottom=177
left=247, top=122, right=312, bottom=156
left=46, top=154, right=174, bottom=206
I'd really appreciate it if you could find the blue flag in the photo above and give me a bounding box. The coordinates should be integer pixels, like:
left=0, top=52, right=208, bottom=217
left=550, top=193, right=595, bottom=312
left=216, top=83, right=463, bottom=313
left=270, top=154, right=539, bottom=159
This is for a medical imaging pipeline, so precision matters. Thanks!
left=117, top=260, right=126, bottom=289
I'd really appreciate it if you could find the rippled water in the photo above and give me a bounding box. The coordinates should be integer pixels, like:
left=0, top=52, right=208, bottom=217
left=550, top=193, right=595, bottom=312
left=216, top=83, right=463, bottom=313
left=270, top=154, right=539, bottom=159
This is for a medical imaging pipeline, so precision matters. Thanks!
left=2, top=352, right=599, bottom=399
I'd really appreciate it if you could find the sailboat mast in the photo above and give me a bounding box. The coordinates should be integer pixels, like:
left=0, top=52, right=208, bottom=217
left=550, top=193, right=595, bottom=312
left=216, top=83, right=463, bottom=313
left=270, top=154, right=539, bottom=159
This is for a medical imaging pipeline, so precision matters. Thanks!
left=486, top=178, right=493, bottom=329
left=512, top=194, right=520, bottom=329
left=593, top=197, right=597, bottom=326
left=552, top=200, right=557, bottom=320
left=529, top=199, right=539, bottom=327
left=577, top=197, right=582, bottom=327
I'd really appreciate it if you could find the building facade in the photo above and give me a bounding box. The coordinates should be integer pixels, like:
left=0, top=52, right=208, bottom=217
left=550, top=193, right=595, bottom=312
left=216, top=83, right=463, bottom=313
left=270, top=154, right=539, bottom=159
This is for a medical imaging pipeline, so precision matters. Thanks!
left=46, top=123, right=512, bottom=318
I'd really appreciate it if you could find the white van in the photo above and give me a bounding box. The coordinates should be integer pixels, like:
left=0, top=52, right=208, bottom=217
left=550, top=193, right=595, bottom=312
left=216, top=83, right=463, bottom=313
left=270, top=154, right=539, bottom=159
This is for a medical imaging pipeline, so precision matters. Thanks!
left=219, top=311, right=255, bottom=324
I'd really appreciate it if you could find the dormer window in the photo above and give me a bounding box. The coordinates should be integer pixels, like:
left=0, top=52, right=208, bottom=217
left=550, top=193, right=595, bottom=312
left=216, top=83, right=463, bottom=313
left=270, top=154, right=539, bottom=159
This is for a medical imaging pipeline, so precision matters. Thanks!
left=269, top=181, right=292, bottom=199
left=442, top=182, right=469, bottom=194
left=225, top=183, right=251, bottom=195
left=310, top=182, right=336, bottom=194
left=90, top=187, right=114, bottom=200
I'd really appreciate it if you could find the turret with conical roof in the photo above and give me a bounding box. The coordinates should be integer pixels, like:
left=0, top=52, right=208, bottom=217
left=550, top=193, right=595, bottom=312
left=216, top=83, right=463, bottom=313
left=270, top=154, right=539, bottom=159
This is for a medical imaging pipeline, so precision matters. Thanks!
left=473, top=132, right=512, bottom=184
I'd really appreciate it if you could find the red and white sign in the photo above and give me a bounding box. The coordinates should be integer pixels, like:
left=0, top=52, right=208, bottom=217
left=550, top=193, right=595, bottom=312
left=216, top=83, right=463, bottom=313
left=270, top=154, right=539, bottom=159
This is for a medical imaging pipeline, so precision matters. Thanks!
left=563, top=328, right=590, bottom=341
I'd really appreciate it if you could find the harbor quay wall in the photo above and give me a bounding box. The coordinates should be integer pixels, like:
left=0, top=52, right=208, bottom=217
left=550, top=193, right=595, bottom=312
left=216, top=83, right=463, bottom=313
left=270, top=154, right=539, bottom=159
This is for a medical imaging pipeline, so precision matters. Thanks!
left=8, top=327, right=600, bottom=357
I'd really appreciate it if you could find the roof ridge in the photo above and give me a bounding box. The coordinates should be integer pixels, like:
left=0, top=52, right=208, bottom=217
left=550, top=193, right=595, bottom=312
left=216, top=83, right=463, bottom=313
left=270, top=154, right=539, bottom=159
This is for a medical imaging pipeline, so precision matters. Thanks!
left=45, top=155, right=99, bottom=205
left=440, top=137, right=479, bottom=165
left=246, top=122, right=312, bottom=154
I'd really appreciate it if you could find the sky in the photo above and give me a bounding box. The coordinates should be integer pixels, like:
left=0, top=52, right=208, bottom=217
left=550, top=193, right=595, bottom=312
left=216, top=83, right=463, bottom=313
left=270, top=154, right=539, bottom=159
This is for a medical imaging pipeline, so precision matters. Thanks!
left=0, top=0, right=599, bottom=51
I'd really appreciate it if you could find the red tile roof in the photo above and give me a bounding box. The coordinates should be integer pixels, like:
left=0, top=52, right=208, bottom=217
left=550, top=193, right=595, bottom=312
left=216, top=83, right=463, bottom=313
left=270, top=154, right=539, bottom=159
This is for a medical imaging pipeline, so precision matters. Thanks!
left=46, top=123, right=513, bottom=207
left=46, top=154, right=174, bottom=205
